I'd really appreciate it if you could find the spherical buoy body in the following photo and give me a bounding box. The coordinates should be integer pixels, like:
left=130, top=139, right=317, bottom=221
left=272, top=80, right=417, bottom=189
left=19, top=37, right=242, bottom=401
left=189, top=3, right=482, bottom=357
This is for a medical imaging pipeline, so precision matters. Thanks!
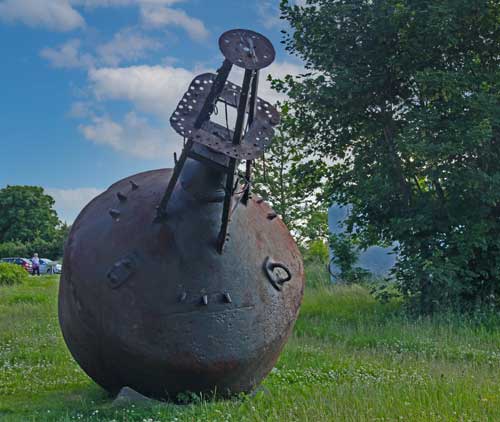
left=59, top=161, right=304, bottom=399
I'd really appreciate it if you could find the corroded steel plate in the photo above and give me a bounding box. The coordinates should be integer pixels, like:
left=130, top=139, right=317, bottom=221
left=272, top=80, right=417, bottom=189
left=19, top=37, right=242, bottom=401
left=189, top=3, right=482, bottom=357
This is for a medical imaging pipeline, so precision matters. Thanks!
left=170, top=73, right=280, bottom=160
left=219, top=29, right=276, bottom=70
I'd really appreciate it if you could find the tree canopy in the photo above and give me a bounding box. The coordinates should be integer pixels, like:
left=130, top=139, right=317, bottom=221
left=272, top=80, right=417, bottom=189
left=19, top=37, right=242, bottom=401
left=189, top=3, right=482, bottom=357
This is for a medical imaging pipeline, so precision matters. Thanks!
left=278, top=0, right=500, bottom=312
left=252, top=105, right=329, bottom=248
left=0, top=186, right=66, bottom=259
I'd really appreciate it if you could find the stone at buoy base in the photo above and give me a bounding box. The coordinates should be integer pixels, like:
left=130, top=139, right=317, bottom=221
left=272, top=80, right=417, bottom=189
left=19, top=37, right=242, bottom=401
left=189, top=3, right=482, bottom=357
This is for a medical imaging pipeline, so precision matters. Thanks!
left=112, top=387, right=157, bottom=407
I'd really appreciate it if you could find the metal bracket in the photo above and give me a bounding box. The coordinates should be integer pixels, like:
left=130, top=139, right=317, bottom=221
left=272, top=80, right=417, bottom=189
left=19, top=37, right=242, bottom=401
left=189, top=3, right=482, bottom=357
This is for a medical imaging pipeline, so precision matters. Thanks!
left=157, top=29, right=280, bottom=255
left=263, top=257, right=292, bottom=291
left=170, top=73, right=279, bottom=160
left=107, top=254, right=137, bottom=289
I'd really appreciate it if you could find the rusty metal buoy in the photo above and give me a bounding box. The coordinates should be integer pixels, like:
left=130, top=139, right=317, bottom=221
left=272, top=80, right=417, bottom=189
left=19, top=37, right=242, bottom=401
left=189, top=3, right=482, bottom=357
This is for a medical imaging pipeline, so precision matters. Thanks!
left=58, top=29, right=305, bottom=399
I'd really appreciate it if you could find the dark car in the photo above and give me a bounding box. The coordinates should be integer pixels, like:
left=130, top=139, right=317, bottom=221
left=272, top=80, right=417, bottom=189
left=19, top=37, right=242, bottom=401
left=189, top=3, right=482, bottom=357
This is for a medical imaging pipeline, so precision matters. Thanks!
left=0, top=257, right=33, bottom=273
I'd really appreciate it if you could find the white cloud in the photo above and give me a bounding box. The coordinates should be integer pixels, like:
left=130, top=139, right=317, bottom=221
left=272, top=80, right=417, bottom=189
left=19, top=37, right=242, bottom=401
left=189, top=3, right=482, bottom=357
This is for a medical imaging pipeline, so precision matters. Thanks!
left=71, top=0, right=184, bottom=7
left=258, top=0, right=306, bottom=29
left=40, top=39, right=94, bottom=69
left=46, top=187, right=104, bottom=223
left=41, top=28, right=161, bottom=69
left=257, top=0, right=281, bottom=29
left=79, top=115, right=123, bottom=148
left=231, top=60, right=305, bottom=106
left=68, top=101, right=94, bottom=118
left=88, top=64, right=200, bottom=118
left=140, top=5, right=209, bottom=41
left=71, top=0, right=209, bottom=41
left=79, top=112, right=180, bottom=159
left=96, top=28, right=161, bottom=66
left=82, top=65, right=196, bottom=159
left=0, top=0, right=207, bottom=40
left=0, top=0, right=85, bottom=31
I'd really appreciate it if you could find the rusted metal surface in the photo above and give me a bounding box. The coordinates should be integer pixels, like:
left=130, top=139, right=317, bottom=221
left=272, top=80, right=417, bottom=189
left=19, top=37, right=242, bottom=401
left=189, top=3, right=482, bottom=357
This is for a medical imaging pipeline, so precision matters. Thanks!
left=58, top=29, right=305, bottom=400
left=170, top=73, right=279, bottom=160
left=219, top=29, right=276, bottom=70
left=59, top=165, right=304, bottom=398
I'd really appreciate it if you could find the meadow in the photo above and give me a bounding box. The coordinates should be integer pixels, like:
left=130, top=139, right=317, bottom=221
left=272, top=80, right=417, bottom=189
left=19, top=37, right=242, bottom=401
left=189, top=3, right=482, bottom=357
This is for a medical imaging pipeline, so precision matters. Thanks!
left=1, top=268, right=500, bottom=421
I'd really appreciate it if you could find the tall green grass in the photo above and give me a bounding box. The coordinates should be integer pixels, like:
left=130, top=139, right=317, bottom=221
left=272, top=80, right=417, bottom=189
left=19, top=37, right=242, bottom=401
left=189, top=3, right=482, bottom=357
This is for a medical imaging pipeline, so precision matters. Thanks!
left=1, top=271, right=500, bottom=421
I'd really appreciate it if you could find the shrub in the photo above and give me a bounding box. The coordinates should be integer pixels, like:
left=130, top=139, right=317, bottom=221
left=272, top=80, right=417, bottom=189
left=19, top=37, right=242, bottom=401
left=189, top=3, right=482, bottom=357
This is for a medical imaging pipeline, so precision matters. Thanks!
left=0, top=263, right=29, bottom=286
left=0, top=237, right=66, bottom=261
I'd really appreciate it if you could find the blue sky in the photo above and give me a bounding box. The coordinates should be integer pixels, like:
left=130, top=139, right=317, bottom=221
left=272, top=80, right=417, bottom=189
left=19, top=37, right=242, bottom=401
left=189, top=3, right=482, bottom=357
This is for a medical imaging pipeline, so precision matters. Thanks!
left=0, top=0, right=303, bottom=222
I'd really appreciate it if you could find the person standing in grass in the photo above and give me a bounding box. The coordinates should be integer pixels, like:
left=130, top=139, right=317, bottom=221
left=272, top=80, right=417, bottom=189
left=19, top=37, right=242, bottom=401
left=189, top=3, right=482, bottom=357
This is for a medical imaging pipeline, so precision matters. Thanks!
left=31, top=253, right=40, bottom=276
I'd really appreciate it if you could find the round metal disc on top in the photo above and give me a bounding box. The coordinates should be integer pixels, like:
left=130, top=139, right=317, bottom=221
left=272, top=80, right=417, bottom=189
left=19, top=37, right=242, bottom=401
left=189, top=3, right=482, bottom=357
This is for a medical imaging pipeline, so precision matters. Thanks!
left=219, top=29, right=276, bottom=70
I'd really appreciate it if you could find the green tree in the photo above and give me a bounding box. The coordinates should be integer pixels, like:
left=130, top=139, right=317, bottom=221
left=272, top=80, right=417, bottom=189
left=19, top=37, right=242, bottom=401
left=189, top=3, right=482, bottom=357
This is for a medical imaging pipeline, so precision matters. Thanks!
left=0, top=186, right=60, bottom=243
left=0, top=186, right=65, bottom=259
left=329, top=232, right=371, bottom=284
left=278, top=0, right=500, bottom=313
left=252, top=105, right=329, bottom=248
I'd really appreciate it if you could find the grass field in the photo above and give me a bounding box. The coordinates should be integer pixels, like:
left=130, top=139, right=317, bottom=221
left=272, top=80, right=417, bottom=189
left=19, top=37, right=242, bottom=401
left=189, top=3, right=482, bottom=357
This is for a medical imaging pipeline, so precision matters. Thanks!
left=1, top=270, right=500, bottom=421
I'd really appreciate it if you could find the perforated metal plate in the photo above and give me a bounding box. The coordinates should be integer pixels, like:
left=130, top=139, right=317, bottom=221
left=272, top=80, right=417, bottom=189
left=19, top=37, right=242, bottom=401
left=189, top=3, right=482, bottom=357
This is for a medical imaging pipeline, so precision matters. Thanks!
left=170, top=73, right=280, bottom=161
left=219, top=29, right=276, bottom=70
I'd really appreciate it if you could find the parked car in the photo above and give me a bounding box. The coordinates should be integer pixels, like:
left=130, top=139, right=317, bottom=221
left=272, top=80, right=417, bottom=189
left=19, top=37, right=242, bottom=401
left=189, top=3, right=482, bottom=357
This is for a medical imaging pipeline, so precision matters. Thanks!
left=39, top=258, right=62, bottom=274
left=0, top=257, right=32, bottom=273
